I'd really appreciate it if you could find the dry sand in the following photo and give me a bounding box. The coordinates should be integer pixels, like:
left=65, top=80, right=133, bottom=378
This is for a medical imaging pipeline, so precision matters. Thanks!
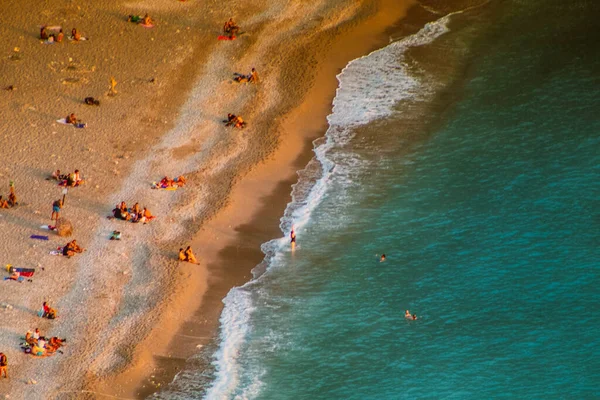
left=0, top=0, right=414, bottom=398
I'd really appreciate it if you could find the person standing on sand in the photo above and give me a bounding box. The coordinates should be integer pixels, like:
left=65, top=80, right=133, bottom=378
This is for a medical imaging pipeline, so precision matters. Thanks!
left=290, top=227, right=296, bottom=250
left=51, top=199, right=63, bottom=221
left=0, top=352, right=7, bottom=379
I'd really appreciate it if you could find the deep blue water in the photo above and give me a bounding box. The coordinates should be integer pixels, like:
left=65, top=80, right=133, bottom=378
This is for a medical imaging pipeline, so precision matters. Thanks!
left=157, top=1, right=600, bottom=398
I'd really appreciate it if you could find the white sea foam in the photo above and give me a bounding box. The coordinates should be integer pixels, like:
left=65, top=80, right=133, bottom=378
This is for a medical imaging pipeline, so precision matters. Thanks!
left=203, top=13, right=455, bottom=400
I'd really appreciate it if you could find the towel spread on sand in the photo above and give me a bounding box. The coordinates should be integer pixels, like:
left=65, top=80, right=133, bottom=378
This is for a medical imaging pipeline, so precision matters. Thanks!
left=30, top=235, right=49, bottom=240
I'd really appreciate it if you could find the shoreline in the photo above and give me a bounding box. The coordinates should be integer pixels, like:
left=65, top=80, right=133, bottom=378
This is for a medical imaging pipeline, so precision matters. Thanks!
left=98, top=0, right=417, bottom=398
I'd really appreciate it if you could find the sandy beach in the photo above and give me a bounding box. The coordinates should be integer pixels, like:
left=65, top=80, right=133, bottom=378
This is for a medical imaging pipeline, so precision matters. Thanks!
left=0, top=0, right=414, bottom=398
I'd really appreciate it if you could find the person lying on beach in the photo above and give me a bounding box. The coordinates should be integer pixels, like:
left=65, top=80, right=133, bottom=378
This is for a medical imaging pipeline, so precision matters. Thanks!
left=42, top=302, right=57, bottom=319
left=109, top=231, right=121, bottom=240
left=160, top=176, right=174, bottom=188
left=224, top=114, right=246, bottom=129
left=0, top=196, right=9, bottom=209
left=130, top=203, right=142, bottom=222
left=223, top=18, right=240, bottom=37
left=128, top=15, right=143, bottom=23
left=48, top=336, right=66, bottom=348
left=62, top=239, right=84, bottom=257
left=66, top=113, right=78, bottom=125
left=71, top=28, right=82, bottom=41
left=84, top=97, right=100, bottom=106
left=234, top=68, right=259, bottom=84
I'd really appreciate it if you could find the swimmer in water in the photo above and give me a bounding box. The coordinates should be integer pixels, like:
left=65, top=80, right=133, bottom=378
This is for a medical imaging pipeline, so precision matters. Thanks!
left=412, top=314, right=418, bottom=320
left=405, top=310, right=411, bottom=318
left=290, top=228, right=296, bottom=244
left=380, top=254, right=386, bottom=262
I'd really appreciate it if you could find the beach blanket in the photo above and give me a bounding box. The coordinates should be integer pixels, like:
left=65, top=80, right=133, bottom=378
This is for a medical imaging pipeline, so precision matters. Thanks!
left=218, top=35, right=236, bottom=41
left=41, top=225, right=56, bottom=231
left=56, top=118, right=87, bottom=128
left=67, top=35, right=88, bottom=41
left=31, top=235, right=49, bottom=241
left=141, top=23, right=154, bottom=28
left=8, top=267, right=35, bottom=277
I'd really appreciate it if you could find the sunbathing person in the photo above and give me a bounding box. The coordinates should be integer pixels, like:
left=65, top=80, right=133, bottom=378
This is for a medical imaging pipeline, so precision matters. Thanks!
left=175, top=175, right=186, bottom=187
left=51, top=169, right=65, bottom=180
left=159, top=176, right=173, bottom=188
left=0, top=196, right=8, bottom=209
left=128, top=15, right=143, bottom=23
left=31, top=343, right=46, bottom=356
left=178, top=248, right=187, bottom=262
left=49, top=337, right=66, bottom=348
left=130, top=203, right=141, bottom=222
left=66, top=113, right=78, bottom=125
left=63, top=239, right=84, bottom=257
left=248, top=68, right=259, bottom=83
left=225, top=114, right=246, bottom=128
left=42, top=302, right=57, bottom=319
left=72, top=169, right=84, bottom=186
left=223, top=18, right=239, bottom=37
left=141, top=207, right=155, bottom=223
left=71, top=28, right=82, bottom=41
left=113, top=202, right=130, bottom=220
left=142, top=14, right=153, bottom=26
left=232, top=115, right=246, bottom=129
left=184, top=246, right=198, bottom=264
left=8, top=184, right=17, bottom=207
left=235, top=68, right=259, bottom=84
left=25, top=330, right=37, bottom=345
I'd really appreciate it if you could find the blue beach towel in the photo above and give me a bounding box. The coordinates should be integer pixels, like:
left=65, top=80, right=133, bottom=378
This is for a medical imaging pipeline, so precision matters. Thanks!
left=30, top=235, right=49, bottom=240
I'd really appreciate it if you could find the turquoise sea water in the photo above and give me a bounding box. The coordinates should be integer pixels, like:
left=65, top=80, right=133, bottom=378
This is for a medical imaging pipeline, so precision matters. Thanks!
left=156, top=1, right=600, bottom=398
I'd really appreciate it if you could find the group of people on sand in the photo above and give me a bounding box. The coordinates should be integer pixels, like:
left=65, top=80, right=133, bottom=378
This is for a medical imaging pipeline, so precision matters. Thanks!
left=0, top=182, right=17, bottom=209
left=112, top=201, right=155, bottom=224
left=40, top=26, right=83, bottom=43
left=22, top=327, right=66, bottom=356
left=152, top=175, right=187, bottom=189
left=224, top=113, right=247, bottom=129
left=52, top=169, right=85, bottom=187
